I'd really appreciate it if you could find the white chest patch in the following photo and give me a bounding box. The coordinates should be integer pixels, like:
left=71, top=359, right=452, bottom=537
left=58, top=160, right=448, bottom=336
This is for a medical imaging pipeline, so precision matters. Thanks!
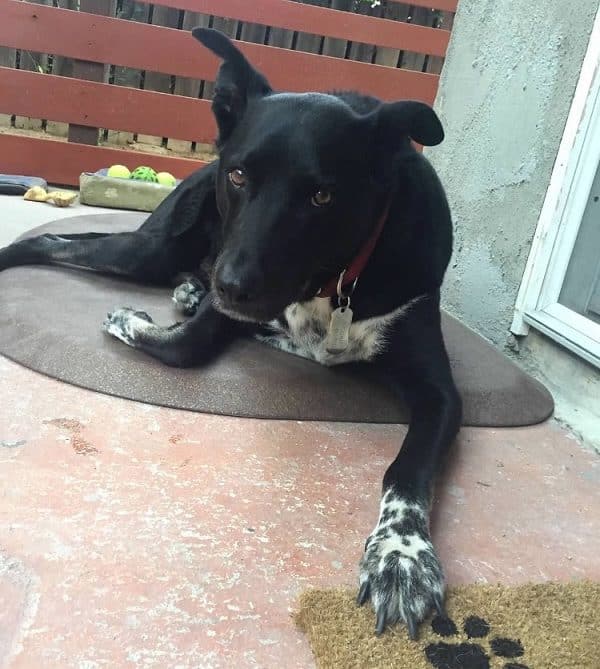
left=256, top=295, right=424, bottom=366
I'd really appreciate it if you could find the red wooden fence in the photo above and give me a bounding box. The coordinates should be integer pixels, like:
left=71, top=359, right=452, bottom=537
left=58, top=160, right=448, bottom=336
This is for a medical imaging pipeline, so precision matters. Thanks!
left=0, top=0, right=457, bottom=185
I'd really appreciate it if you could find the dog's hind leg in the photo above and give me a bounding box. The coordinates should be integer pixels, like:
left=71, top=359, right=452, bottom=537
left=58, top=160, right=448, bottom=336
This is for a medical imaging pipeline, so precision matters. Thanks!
left=0, top=162, right=220, bottom=284
left=40, top=232, right=112, bottom=240
left=0, top=231, right=191, bottom=285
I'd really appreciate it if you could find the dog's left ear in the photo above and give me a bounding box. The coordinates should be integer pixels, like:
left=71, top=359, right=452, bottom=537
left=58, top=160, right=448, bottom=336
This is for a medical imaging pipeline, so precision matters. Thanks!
left=192, top=28, right=273, bottom=145
left=374, top=100, right=444, bottom=147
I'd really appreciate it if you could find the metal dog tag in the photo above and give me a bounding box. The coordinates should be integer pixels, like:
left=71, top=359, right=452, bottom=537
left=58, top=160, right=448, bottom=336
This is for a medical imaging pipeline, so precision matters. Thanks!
left=325, top=305, right=353, bottom=354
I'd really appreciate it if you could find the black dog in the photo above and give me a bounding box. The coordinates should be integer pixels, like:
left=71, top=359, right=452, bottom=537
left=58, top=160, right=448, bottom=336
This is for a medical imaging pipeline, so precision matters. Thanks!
left=0, top=29, right=461, bottom=637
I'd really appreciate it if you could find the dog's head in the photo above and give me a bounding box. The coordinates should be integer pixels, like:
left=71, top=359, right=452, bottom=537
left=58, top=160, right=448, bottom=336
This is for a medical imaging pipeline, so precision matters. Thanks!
left=193, top=28, right=444, bottom=323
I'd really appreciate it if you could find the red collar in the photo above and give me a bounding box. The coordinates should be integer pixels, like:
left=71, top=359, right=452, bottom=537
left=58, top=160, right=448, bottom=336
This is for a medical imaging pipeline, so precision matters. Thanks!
left=316, top=200, right=391, bottom=299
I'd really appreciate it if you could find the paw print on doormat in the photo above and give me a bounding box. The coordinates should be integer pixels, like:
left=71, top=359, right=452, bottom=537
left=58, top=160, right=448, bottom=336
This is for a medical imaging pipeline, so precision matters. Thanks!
left=424, top=613, right=530, bottom=669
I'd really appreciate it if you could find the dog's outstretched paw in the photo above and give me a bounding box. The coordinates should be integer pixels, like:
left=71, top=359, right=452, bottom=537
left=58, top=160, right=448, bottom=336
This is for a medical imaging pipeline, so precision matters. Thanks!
left=102, top=307, right=154, bottom=347
left=357, top=491, right=444, bottom=639
left=172, top=277, right=206, bottom=316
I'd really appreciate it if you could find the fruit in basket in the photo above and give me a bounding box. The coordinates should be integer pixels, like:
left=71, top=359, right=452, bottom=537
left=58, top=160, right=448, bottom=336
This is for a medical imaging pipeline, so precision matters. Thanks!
left=156, top=171, right=176, bottom=187
left=130, top=166, right=158, bottom=182
left=107, top=164, right=131, bottom=179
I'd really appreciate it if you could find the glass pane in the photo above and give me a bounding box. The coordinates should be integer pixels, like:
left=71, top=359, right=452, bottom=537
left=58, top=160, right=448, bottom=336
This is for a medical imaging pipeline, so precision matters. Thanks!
left=559, top=161, right=600, bottom=324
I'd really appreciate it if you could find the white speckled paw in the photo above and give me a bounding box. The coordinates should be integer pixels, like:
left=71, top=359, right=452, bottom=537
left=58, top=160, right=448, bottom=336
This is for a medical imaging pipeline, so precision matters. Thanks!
left=357, top=492, right=445, bottom=638
left=102, top=307, right=153, bottom=347
left=172, top=279, right=206, bottom=315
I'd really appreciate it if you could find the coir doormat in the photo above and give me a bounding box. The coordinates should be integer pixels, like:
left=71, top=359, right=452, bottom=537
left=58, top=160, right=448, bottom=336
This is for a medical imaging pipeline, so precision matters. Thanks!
left=295, top=582, right=600, bottom=668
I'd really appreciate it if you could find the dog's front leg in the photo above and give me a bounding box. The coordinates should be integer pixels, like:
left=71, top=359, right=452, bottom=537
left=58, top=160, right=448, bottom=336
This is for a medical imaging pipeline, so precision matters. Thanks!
left=358, top=298, right=462, bottom=638
left=102, top=296, right=241, bottom=367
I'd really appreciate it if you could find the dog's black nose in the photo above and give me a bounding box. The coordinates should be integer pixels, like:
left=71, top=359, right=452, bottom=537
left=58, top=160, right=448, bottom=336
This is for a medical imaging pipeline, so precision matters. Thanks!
left=215, top=272, right=256, bottom=305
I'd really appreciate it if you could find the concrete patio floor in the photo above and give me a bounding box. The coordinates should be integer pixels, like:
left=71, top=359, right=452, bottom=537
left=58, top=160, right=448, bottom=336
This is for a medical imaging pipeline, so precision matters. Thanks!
left=1, top=195, right=599, bottom=668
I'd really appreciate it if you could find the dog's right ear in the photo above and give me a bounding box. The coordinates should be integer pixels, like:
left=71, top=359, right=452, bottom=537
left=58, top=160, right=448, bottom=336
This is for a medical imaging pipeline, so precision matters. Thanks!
left=192, top=28, right=273, bottom=145
left=373, top=100, right=444, bottom=148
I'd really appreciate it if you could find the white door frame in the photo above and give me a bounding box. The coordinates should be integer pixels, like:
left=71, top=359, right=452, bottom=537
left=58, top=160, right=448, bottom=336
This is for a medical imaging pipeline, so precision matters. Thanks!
left=511, top=6, right=600, bottom=369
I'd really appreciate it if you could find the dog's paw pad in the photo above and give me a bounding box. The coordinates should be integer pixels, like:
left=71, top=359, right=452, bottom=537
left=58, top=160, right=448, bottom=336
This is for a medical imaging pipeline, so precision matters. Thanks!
left=172, top=280, right=205, bottom=315
left=425, top=614, right=529, bottom=669
left=102, top=307, right=153, bottom=346
left=131, top=309, right=153, bottom=323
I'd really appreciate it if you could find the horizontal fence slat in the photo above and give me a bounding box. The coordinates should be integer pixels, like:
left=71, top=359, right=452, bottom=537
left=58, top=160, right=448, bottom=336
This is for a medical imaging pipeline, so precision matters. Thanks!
left=387, top=0, right=457, bottom=11
left=0, top=67, right=217, bottom=144
left=144, top=0, right=450, bottom=58
left=0, top=133, right=207, bottom=186
left=0, top=1, right=439, bottom=104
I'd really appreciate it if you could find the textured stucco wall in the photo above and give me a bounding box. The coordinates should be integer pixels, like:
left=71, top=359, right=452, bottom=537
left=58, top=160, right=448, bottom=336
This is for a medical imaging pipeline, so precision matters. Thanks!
left=426, top=0, right=600, bottom=449
left=428, top=0, right=598, bottom=344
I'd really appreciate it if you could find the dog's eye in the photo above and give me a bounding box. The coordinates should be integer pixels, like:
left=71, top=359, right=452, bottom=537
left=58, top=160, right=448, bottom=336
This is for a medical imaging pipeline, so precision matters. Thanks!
left=228, top=168, right=247, bottom=188
left=311, top=189, right=333, bottom=207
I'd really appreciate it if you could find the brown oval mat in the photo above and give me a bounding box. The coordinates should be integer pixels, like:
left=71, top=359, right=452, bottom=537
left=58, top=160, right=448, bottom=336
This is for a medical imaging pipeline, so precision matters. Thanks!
left=0, top=214, right=553, bottom=426
left=295, top=582, right=600, bottom=669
